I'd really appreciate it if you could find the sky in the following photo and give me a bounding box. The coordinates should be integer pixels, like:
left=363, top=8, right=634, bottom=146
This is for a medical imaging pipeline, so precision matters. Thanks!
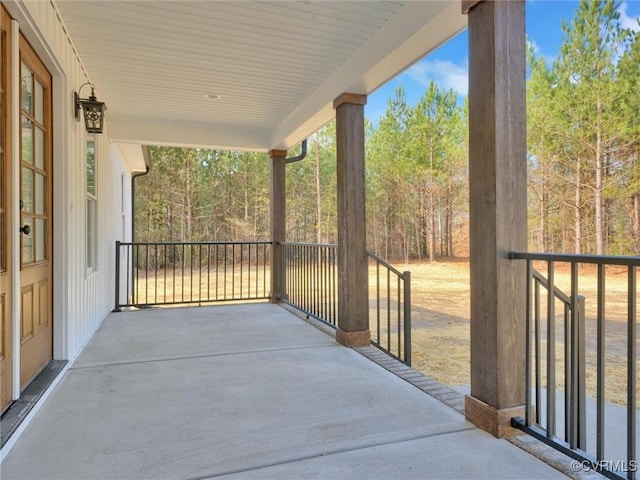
left=365, top=0, right=640, bottom=127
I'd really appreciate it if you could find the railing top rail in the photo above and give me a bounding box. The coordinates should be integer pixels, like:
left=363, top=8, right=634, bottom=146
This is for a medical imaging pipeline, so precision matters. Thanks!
left=117, top=241, right=271, bottom=247
left=509, top=251, right=640, bottom=267
left=366, top=250, right=408, bottom=278
left=280, top=242, right=337, bottom=248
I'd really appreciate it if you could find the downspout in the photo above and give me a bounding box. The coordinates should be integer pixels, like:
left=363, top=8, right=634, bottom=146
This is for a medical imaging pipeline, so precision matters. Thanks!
left=131, top=146, right=152, bottom=243
left=129, top=146, right=151, bottom=308
left=285, top=139, right=307, bottom=164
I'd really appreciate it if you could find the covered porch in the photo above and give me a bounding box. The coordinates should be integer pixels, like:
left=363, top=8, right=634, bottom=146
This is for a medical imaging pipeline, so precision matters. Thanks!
left=0, top=303, right=565, bottom=479
left=1, top=0, right=636, bottom=478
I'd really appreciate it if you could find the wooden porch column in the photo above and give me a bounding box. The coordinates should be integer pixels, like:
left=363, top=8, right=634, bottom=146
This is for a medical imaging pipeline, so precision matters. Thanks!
left=334, top=93, right=370, bottom=347
left=464, top=0, right=528, bottom=437
left=269, top=149, right=287, bottom=303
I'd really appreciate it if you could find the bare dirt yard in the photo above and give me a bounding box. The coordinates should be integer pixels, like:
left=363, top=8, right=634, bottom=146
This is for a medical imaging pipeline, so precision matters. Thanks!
left=403, top=258, right=638, bottom=406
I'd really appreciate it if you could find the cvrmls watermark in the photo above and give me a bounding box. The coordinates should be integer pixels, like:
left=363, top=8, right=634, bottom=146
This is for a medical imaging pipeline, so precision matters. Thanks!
left=570, top=459, right=638, bottom=473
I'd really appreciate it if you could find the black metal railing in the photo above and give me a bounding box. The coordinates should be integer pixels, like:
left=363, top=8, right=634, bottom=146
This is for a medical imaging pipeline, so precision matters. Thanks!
left=281, top=242, right=338, bottom=325
left=368, top=250, right=411, bottom=365
left=114, top=241, right=270, bottom=310
left=281, top=242, right=411, bottom=365
left=509, top=252, right=639, bottom=480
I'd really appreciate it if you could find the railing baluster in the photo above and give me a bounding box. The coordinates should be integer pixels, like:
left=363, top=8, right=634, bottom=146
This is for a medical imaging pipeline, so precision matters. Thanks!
left=292, top=245, right=297, bottom=305
left=569, top=261, right=579, bottom=449
left=114, top=241, right=121, bottom=312
left=131, top=245, right=140, bottom=305
left=397, top=275, right=401, bottom=358
left=197, top=244, right=201, bottom=303
left=525, top=259, right=531, bottom=426
left=577, top=294, right=586, bottom=451
left=215, top=243, right=219, bottom=301
left=252, top=243, right=257, bottom=297
left=144, top=245, right=149, bottom=305
left=564, top=301, right=571, bottom=444
left=311, top=245, right=316, bottom=316
left=597, top=263, right=605, bottom=461
left=376, top=262, right=381, bottom=344
left=547, top=261, right=556, bottom=438
left=262, top=243, right=266, bottom=297
left=534, top=273, right=541, bottom=426
left=173, top=244, right=177, bottom=304
left=304, top=245, right=308, bottom=311
left=403, top=271, right=411, bottom=365
left=320, top=246, right=323, bottom=319
left=240, top=244, right=243, bottom=299
left=299, top=245, right=303, bottom=310
left=322, top=248, right=325, bottom=319
left=135, top=244, right=140, bottom=306
left=300, top=246, right=305, bottom=310
left=163, top=244, right=167, bottom=304
left=387, top=268, right=391, bottom=353
left=232, top=244, right=236, bottom=299
left=224, top=244, right=228, bottom=300
left=332, top=247, right=337, bottom=324
left=154, top=244, right=158, bottom=304
left=293, top=245, right=297, bottom=305
left=206, top=244, right=211, bottom=302
left=125, top=244, right=131, bottom=306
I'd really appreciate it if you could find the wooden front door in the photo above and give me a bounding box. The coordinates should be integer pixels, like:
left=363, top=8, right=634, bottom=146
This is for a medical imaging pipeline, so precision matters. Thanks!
left=0, top=6, right=13, bottom=413
left=18, top=36, right=52, bottom=389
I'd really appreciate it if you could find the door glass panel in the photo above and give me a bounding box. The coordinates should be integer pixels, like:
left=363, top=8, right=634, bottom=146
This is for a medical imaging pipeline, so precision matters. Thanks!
left=35, top=172, right=44, bottom=214
left=87, top=140, right=95, bottom=196
left=34, top=80, right=43, bottom=123
left=20, top=62, right=32, bottom=114
left=35, top=219, right=45, bottom=261
left=22, top=167, right=33, bottom=212
left=86, top=198, right=95, bottom=269
left=21, top=217, right=33, bottom=263
left=21, top=116, right=32, bottom=163
left=34, top=127, right=43, bottom=169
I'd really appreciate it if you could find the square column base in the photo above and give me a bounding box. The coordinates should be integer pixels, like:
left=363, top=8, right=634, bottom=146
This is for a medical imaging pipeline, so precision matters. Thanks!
left=336, top=328, right=370, bottom=348
left=465, top=395, right=526, bottom=438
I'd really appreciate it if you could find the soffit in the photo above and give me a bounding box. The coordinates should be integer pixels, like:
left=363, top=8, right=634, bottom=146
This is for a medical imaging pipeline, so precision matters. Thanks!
left=54, top=1, right=466, bottom=151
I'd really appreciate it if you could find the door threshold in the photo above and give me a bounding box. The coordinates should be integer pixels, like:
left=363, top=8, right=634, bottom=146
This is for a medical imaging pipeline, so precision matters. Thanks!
left=0, top=360, right=67, bottom=449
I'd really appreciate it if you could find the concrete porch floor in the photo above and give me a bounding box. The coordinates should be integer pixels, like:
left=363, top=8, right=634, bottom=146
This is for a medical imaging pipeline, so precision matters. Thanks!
left=0, top=304, right=567, bottom=479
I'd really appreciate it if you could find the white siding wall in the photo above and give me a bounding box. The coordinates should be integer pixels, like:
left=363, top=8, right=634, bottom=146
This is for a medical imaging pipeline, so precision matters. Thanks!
left=11, top=1, right=135, bottom=361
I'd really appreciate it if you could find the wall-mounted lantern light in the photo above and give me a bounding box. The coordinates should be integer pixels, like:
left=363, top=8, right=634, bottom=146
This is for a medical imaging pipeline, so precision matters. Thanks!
left=74, top=82, right=106, bottom=134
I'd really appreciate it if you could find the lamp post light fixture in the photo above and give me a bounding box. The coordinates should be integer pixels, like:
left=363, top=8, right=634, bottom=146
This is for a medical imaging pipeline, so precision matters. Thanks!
left=74, top=82, right=106, bottom=134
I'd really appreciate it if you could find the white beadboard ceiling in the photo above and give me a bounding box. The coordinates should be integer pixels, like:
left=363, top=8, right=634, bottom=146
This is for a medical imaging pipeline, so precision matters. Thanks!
left=54, top=0, right=466, bottom=152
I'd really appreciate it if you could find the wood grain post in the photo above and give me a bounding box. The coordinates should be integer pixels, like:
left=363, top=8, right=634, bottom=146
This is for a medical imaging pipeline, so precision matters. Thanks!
left=269, top=149, right=287, bottom=303
left=333, top=93, right=370, bottom=347
left=466, top=0, right=528, bottom=437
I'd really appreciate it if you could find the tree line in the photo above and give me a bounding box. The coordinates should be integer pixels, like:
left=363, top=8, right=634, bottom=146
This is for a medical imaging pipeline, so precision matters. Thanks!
left=527, top=0, right=639, bottom=255
left=135, top=0, right=639, bottom=259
